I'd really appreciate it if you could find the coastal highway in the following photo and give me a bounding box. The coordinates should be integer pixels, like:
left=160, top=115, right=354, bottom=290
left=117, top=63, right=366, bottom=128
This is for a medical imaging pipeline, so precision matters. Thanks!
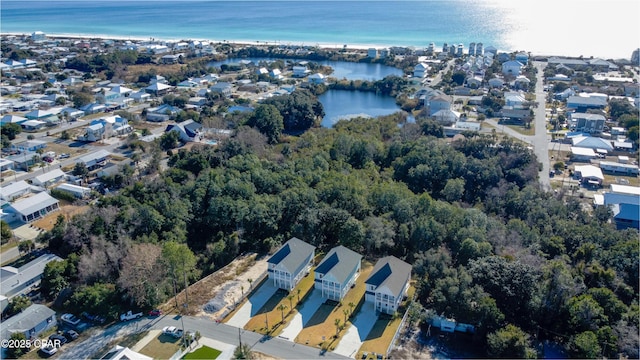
left=59, top=314, right=350, bottom=360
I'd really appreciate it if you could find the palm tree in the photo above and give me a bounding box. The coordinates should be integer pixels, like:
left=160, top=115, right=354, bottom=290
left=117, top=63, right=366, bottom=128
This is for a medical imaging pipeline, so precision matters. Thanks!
left=343, top=309, right=349, bottom=324
left=297, top=288, right=301, bottom=302
left=248, top=278, right=253, bottom=290
left=348, top=302, right=356, bottom=315
left=287, top=294, right=294, bottom=309
left=277, top=304, right=287, bottom=323
left=334, top=318, right=341, bottom=336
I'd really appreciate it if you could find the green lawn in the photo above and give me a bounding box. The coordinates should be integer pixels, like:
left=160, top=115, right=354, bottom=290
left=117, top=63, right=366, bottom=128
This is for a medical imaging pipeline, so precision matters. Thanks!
left=183, top=345, right=222, bottom=360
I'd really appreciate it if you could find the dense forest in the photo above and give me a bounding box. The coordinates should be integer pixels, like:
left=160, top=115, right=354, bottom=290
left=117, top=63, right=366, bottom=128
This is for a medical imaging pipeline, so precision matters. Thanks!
left=39, top=111, right=637, bottom=358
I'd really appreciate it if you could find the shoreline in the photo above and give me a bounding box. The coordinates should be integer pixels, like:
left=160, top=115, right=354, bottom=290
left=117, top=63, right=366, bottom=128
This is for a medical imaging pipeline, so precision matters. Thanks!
left=2, top=31, right=632, bottom=60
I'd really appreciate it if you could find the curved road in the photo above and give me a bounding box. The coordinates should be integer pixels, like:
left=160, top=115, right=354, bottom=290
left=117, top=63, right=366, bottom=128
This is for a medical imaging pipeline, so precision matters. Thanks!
left=59, top=314, right=349, bottom=360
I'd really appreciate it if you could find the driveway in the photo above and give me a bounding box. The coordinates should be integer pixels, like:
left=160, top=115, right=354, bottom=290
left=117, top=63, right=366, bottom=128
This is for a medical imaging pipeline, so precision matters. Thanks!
left=279, top=289, right=325, bottom=341
left=226, top=282, right=278, bottom=328
left=333, top=302, right=377, bottom=357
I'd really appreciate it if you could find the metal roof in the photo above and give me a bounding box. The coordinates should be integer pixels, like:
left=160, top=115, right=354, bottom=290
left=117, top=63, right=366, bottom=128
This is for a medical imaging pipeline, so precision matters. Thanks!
left=365, top=256, right=411, bottom=298
left=1, top=253, right=63, bottom=297
left=0, top=180, right=31, bottom=200
left=315, top=246, right=362, bottom=285
left=0, top=304, right=56, bottom=340
left=268, top=237, right=315, bottom=275
left=10, top=192, right=59, bottom=216
left=33, top=169, right=65, bottom=185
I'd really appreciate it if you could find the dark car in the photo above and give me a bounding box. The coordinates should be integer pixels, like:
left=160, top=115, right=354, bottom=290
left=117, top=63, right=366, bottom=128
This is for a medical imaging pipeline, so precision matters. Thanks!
left=148, top=309, right=163, bottom=317
left=81, top=312, right=106, bottom=324
left=49, top=333, right=67, bottom=346
left=64, top=330, right=79, bottom=341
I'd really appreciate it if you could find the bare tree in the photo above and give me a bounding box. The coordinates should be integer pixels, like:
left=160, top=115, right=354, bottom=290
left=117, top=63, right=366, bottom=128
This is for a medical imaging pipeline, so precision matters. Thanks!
left=118, top=243, right=165, bottom=306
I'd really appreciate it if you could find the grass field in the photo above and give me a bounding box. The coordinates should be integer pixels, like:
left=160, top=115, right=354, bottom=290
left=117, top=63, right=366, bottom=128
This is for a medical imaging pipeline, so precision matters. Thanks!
left=243, top=269, right=316, bottom=335
left=506, top=124, right=535, bottom=136
left=139, top=334, right=182, bottom=359
left=358, top=286, right=416, bottom=357
left=183, top=345, right=222, bottom=360
left=295, top=262, right=373, bottom=351
left=33, top=204, right=90, bottom=231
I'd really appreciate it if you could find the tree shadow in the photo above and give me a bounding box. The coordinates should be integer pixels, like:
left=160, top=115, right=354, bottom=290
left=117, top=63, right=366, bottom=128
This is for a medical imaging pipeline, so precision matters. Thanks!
left=254, top=289, right=286, bottom=316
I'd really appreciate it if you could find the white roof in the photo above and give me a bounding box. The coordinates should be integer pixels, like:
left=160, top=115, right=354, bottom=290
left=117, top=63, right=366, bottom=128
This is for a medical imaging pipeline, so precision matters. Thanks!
left=610, top=184, right=640, bottom=196
left=0, top=180, right=32, bottom=200
left=146, top=82, right=173, bottom=91
left=570, top=147, right=596, bottom=156
left=10, top=192, right=59, bottom=216
left=574, top=165, right=604, bottom=180
left=0, top=254, right=62, bottom=297
left=33, top=169, right=65, bottom=184
left=78, top=150, right=111, bottom=165
left=21, top=119, right=46, bottom=127
left=55, top=183, right=91, bottom=193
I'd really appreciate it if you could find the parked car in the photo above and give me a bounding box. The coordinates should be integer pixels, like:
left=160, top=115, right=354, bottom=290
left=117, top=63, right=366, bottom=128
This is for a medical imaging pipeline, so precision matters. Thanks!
left=60, top=313, right=81, bottom=326
left=58, top=153, right=70, bottom=159
left=81, top=312, right=106, bottom=324
left=148, top=309, right=163, bottom=317
left=40, top=345, right=58, bottom=357
left=64, top=330, right=79, bottom=341
left=49, top=334, right=67, bottom=346
left=162, top=326, right=183, bottom=338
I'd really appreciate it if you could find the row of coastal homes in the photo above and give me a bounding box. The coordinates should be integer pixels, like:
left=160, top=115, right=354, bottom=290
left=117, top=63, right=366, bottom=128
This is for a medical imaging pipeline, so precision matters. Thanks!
left=267, top=238, right=411, bottom=315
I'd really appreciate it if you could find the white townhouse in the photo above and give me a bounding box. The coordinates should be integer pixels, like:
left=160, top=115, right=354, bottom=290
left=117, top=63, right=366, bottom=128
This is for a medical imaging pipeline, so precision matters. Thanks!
left=314, top=246, right=362, bottom=301
left=365, top=256, right=411, bottom=315
left=501, top=60, right=524, bottom=76
left=267, top=237, right=316, bottom=291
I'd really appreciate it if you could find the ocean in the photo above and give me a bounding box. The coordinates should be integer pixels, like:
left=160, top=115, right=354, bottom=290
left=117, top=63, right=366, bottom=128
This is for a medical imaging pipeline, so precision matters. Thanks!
left=1, top=1, right=638, bottom=59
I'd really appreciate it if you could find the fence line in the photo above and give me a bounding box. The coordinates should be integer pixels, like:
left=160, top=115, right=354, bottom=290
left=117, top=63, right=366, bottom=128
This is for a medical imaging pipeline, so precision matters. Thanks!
left=385, top=299, right=412, bottom=357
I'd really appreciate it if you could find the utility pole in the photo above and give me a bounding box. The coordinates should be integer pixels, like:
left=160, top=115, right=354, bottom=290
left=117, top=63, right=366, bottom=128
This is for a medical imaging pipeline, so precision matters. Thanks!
left=182, top=258, right=189, bottom=310
left=238, top=327, right=242, bottom=346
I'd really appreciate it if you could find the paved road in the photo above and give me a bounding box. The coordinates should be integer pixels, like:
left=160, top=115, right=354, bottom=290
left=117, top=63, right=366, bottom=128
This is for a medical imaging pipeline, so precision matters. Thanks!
left=0, top=246, right=20, bottom=265
left=532, top=61, right=551, bottom=191
left=59, top=314, right=350, bottom=360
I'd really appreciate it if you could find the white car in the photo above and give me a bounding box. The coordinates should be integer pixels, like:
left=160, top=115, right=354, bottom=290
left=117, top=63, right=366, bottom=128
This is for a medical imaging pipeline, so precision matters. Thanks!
left=162, top=326, right=177, bottom=336
left=40, top=345, right=58, bottom=356
left=60, top=313, right=81, bottom=326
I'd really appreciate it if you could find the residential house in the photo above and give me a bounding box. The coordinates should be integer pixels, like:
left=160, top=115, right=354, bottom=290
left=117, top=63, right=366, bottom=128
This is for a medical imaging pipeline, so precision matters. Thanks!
left=24, top=109, right=51, bottom=120
left=501, top=60, right=524, bottom=76
left=293, top=66, right=309, bottom=78
left=465, top=76, right=482, bottom=88
left=267, top=237, right=316, bottom=290
left=308, top=73, right=326, bottom=85
left=77, top=150, right=111, bottom=170
left=54, top=183, right=91, bottom=199
left=0, top=159, right=14, bottom=172
left=165, top=119, right=203, bottom=142
left=31, top=169, right=66, bottom=187
left=80, top=115, right=131, bottom=142
left=570, top=147, right=597, bottom=162
left=488, top=77, right=505, bottom=88
left=95, top=90, right=119, bottom=104
left=599, top=161, right=639, bottom=176
left=0, top=304, right=57, bottom=348
left=146, top=104, right=180, bottom=122
left=574, top=164, right=604, bottom=186
left=566, top=96, right=607, bottom=111
left=0, top=254, right=62, bottom=299
left=269, top=69, right=283, bottom=80
left=570, top=113, right=606, bottom=134
left=367, top=48, right=378, bottom=58
left=11, top=140, right=46, bottom=153
left=547, top=57, right=588, bottom=69
left=554, top=88, right=575, bottom=100
left=571, top=136, right=614, bottom=152
left=504, top=91, right=526, bottom=108
left=426, top=93, right=453, bottom=116
left=161, top=54, right=183, bottom=64
left=210, top=82, right=233, bottom=97
left=0, top=181, right=33, bottom=202
left=130, top=91, right=151, bottom=103
left=80, top=102, right=106, bottom=114
left=6, top=192, right=59, bottom=223
left=188, top=97, right=207, bottom=107
left=365, top=256, right=411, bottom=315
left=110, top=85, right=133, bottom=97
left=413, top=63, right=430, bottom=78
left=0, top=115, right=27, bottom=125
left=514, top=52, right=529, bottom=65
left=145, top=82, right=173, bottom=96
left=432, top=109, right=461, bottom=125
left=513, top=75, right=531, bottom=90
left=602, top=184, right=640, bottom=230
left=314, top=246, right=362, bottom=301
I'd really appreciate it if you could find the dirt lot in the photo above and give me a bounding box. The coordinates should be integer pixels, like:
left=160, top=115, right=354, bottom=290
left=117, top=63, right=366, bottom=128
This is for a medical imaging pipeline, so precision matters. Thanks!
left=159, top=253, right=268, bottom=319
left=33, top=203, right=91, bottom=231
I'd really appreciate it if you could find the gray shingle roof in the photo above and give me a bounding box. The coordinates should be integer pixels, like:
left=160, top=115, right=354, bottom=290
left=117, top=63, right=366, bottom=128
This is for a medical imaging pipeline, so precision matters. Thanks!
left=0, top=304, right=56, bottom=340
left=268, top=237, right=315, bottom=275
left=9, top=192, right=58, bottom=217
left=315, top=246, right=362, bottom=285
left=365, top=256, right=411, bottom=298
